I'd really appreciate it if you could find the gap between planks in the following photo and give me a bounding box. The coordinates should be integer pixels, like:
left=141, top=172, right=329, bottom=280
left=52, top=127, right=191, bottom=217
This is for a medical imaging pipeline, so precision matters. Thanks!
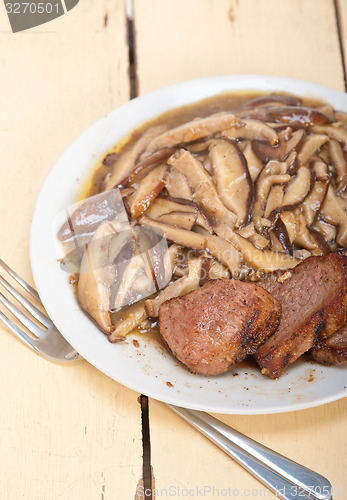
left=335, top=0, right=347, bottom=91
left=125, top=1, right=153, bottom=498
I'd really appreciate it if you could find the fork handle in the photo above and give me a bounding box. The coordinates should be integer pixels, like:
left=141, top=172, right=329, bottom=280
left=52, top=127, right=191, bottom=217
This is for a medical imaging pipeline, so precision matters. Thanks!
left=167, top=405, right=332, bottom=500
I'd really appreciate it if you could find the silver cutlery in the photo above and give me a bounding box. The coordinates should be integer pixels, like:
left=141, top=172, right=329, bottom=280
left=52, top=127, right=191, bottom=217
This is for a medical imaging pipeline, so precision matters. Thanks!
left=0, top=258, right=80, bottom=362
left=0, top=258, right=332, bottom=500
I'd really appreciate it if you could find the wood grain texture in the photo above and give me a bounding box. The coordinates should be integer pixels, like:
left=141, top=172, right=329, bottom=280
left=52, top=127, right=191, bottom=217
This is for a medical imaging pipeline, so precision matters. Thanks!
left=134, top=0, right=347, bottom=498
left=134, top=0, right=345, bottom=95
left=338, top=0, right=347, bottom=86
left=150, top=400, right=347, bottom=499
left=0, top=2, right=143, bottom=499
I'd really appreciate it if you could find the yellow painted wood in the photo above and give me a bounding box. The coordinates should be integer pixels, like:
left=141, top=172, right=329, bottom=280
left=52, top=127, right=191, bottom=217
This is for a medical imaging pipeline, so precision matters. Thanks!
left=149, top=400, right=346, bottom=499
left=134, top=0, right=345, bottom=95
left=0, top=2, right=143, bottom=499
left=338, top=0, right=347, bottom=85
left=134, top=0, right=347, bottom=498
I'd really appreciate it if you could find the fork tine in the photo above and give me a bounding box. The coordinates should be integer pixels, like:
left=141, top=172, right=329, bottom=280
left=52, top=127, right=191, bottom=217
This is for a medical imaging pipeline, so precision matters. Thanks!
left=0, top=291, right=45, bottom=337
left=0, top=273, right=50, bottom=328
left=0, top=308, right=36, bottom=349
left=0, top=259, right=41, bottom=303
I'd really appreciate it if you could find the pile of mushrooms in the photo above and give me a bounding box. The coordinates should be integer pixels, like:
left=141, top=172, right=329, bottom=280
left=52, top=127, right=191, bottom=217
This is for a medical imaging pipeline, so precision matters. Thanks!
left=58, top=93, right=347, bottom=341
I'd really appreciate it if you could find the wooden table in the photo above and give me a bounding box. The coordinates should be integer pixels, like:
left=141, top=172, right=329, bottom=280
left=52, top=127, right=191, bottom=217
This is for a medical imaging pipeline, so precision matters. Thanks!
left=0, top=1, right=346, bottom=498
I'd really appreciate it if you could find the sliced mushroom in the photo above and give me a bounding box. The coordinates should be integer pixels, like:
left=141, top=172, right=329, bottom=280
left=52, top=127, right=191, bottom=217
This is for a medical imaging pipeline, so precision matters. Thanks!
left=165, top=243, right=183, bottom=275
left=279, top=211, right=295, bottom=244
left=312, top=124, right=347, bottom=149
left=252, top=160, right=291, bottom=231
left=312, top=219, right=337, bottom=243
left=222, top=118, right=278, bottom=146
left=165, top=167, right=193, bottom=200
left=144, top=257, right=203, bottom=317
left=268, top=166, right=314, bottom=223
left=283, top=149, right=299, bottom=175
left=129, top=164, right=168, bottom=219
left=241, top=140, right=264, bottom=182
left=214, top=224, right=300, bottom=271
left=237, top=222, right=270, bottom=250
left=302, top=160, right=330, bottom=225
left=240, top=94, right=303, bottom=109
left=236, top=223, right=255, bottom=239
left=209, top=140, right=252, bottom=227
left=294, top=215, right=325, bottom=254
left=251, top=128, right=292, bottom=162
left=320, top=185, right=347, bottom=246
left=205, top=258, right=230, bottom=280
left=145, top=195, right=213, bottom=233
left=334, top=111, right=347, bottom=125
left=293, top=249, right=312, bottom=260
left=77, top=221, right=118, bottom=335
left=283, top=128, right=306, bottom=158
left=264, top=185, right=284, bottom=218
left=316, top=103, right=335, bottom=118
left=57, top=189, right=130, bottom=242
left=267, top=106, right=331, bottom=128
left=281, top=166, right=313, bottom=206
left=269, top=217, right=293, bottom=254
left=102, top=224, right=170, bottom=315
left=168, top=149, right=237, bottom=227
left=110, top=254, right=143, bottom=311
left=103, top=125, right=167, bottom=191
left=135, top=225, right=171, bottom=293
left=157, top=211, right=197, bottom=230
left=308, top=228, right=331, bottom=254
left=329, top=140, right=347, bottom=194
left=297, top=134, right=329, bottom=166
left=185, top=139, right=212, bottom=153
left=280, top=210, right=325, bottom=254
left=202, top=154, right=213, bottom=174
left=248, top=232, right=270, bottom=250
left=139, top=215, right=242, bottom=276
left=109, top=301, right=148, bottom=343
left=117, top=147, right=176, bottom=188
left=170, top=247, right=192, bottom=277
left=142, top=112, right=237, bottom=156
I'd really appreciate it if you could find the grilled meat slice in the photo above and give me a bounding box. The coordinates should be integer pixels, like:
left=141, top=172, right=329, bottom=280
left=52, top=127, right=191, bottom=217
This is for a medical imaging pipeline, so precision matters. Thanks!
left=254, top=254, right=347, bottom=378
left=311, top=323, right=347, bottom=366
left=158, top=278, right=281, bottom=376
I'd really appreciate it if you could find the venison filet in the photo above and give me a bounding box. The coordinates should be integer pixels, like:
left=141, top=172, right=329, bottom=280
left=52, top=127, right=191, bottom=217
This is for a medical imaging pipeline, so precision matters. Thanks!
left=311, top=323, right=347, bottom=366
left=254, top=254, right=347, bottom=378
left=158, top=278, right=281, bottom=376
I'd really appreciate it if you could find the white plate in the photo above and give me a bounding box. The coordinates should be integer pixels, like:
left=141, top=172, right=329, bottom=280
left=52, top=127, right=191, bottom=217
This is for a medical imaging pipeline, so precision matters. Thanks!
left=30, top=75, right=347, bottom=414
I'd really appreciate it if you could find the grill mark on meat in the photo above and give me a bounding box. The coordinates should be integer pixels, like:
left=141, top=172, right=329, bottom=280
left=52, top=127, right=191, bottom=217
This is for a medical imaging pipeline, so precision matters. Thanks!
left=240, top=316, right=255, bottom=348
left=254, top=254, right=347, bottom=378
left=283, top=353, right=291, bottom=369
left=311, top=323, right=347, bottom=366
left=314, top=319, right=326, bottom=343
left=158, top=278, right=281, bottom=376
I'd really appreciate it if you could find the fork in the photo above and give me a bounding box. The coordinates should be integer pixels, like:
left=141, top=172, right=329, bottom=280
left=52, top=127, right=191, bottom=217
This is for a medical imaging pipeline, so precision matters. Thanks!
left=0, top=258, right=332, bottom=500
left=0, top=258, right=81, bottom=362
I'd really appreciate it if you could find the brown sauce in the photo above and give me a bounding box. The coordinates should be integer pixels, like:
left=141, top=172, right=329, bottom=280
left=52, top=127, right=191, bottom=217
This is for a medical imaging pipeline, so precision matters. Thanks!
left=85, top=90, right=324, bottom=198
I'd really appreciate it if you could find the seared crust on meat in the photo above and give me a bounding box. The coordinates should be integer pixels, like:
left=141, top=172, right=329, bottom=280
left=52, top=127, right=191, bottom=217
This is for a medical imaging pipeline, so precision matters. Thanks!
left=254, top=254, right=347, bottom=378
left=158, top=278, right=281, bottom=376
left=311, top=323, right=347, bottom=366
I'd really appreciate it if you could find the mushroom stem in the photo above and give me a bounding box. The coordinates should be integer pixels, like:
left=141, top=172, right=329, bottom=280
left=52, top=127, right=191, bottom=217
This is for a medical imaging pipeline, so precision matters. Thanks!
left=145, top=257, right=203, bottom=317
left=214, top=224, right=300, bottom=271
left=139, top=215, right=241, bottom=276
left=143, top=112, right=237, bottom=156
left=168, top=149, right=237, bottom=227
